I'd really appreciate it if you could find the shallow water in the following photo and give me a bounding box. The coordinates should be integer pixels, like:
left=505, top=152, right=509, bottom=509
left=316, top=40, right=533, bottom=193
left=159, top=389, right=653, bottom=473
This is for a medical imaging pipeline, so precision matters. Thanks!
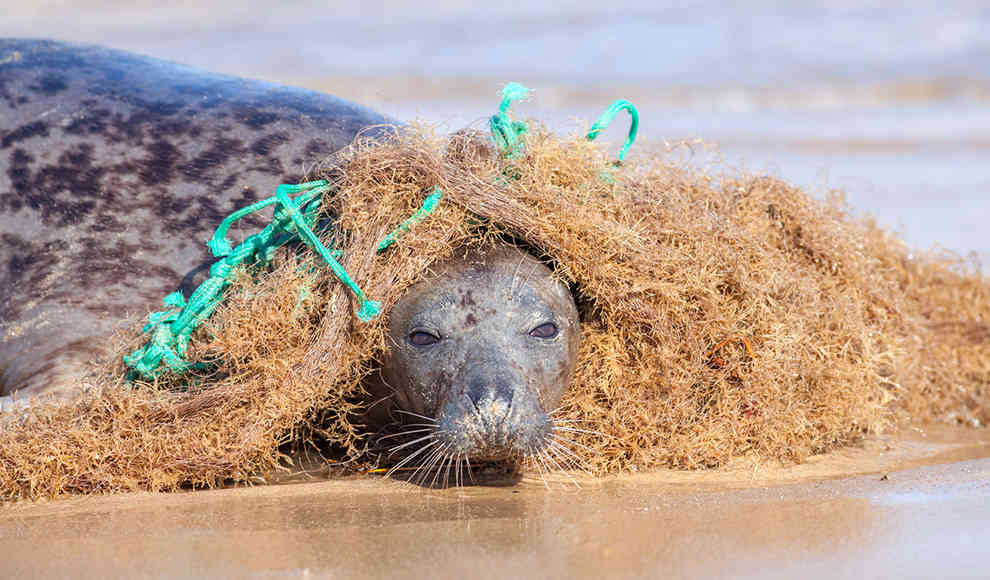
left=2, top=426, right=988, bottom=579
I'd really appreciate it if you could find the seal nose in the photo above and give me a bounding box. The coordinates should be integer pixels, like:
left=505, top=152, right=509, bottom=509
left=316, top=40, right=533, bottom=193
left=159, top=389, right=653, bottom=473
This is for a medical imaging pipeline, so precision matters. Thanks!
left=466, top=376, right=514, bottom=408
left=437, top=373, right=551, bottom=459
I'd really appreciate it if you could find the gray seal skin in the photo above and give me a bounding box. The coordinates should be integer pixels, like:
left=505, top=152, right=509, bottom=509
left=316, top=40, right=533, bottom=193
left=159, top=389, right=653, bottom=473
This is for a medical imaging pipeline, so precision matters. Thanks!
left=0, top=39, right=391, bottom=409
left=366, top=245, right=582, bottom=468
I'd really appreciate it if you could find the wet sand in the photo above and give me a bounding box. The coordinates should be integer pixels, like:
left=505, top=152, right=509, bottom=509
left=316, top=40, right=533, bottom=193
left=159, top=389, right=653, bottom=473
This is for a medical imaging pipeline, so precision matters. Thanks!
left=2, top=425, right=987, bottom=579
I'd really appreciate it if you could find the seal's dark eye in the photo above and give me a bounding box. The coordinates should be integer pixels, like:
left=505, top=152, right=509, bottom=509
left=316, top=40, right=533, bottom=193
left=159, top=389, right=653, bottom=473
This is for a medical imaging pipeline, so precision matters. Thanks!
left=529, top=322, right=559, bottom=339
left=409, top=331, right=440, bottom=346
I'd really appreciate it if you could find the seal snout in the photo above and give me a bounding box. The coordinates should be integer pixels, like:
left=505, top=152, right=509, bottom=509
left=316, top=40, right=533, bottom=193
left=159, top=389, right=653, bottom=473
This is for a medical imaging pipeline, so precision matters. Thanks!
left=436, top=373, right=552, bottom=460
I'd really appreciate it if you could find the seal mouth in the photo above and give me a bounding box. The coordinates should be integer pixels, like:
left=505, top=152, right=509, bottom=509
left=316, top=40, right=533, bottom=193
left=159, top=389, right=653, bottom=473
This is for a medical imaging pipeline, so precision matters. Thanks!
left=378, top=405, right=595, bottom=487
left=432, top=411, right=552, bottom=462
left=378, top=404, right=556, bottom=486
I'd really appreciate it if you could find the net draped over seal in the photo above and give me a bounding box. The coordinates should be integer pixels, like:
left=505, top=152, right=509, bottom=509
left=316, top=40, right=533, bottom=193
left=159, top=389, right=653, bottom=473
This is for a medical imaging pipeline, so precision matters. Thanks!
left=0, top=87, right=988, bottom=501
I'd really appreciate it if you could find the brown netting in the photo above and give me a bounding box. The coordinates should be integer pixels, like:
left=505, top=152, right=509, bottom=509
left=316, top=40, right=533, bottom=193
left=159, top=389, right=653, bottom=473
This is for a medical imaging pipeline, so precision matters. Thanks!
left=1, top=124, right=987, bottom=500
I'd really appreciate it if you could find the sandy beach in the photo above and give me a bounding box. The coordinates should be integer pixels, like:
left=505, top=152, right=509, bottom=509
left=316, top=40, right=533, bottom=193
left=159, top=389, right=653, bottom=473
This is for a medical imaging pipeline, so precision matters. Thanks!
left=1, top=426, right=988, bottom=579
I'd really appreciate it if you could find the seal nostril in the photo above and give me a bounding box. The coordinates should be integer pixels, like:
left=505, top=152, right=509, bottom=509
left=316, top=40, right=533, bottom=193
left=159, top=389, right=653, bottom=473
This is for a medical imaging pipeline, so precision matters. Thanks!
left=466, top=378, right=487, bottom=406
left=466, top=377, right=515, bottom=406
left=494, top=379, right=514, bottom=405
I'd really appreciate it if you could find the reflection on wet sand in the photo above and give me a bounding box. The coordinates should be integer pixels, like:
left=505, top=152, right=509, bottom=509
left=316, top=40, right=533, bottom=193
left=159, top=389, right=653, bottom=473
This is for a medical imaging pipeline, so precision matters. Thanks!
left=1, top=426, right=987, bottom=579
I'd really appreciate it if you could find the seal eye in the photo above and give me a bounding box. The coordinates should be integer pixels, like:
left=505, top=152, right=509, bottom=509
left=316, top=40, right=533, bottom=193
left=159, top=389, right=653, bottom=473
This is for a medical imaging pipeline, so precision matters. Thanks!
left=409, top=331, right=440, bottom=346
left=529, top=322, right=559, bottom=339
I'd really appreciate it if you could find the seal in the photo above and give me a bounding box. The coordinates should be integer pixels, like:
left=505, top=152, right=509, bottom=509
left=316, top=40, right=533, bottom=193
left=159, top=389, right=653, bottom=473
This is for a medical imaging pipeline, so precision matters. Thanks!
left=0, top=39, right=391, bottom=409
left=364, top=245, right=582, bottom=479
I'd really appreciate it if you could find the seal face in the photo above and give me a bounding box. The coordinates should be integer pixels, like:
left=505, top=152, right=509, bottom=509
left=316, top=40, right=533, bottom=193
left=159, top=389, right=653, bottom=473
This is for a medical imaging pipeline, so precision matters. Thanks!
left=369, top=245, right=581, bottom=464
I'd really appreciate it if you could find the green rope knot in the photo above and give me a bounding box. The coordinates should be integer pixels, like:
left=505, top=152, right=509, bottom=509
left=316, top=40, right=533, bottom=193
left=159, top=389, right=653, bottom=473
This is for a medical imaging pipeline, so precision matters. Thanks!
left=489, top=82, right=531, bottom=158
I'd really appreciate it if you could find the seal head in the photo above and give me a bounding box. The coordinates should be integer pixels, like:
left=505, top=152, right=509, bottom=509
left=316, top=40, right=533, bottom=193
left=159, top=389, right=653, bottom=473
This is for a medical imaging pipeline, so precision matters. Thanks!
left=369, top=245, right=581, bottom=463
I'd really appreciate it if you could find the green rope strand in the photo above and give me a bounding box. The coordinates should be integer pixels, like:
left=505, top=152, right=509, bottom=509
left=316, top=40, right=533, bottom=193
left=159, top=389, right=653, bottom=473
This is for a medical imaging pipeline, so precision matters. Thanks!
left=377, top=188, right=444, bottom=252
left=489, top=82, right=531, bottom=158
left=586, top=99, right=639, bottom=163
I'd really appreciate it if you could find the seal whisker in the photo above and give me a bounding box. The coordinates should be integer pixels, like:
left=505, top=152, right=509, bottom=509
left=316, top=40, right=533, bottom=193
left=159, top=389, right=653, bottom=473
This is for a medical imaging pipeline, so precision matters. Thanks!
left=394, top=410, right=438, bottom=423
left=430, top=449, right=448, bottom=489
left=375, top=428, right=436, bottom=443
left=387, top=433, right=438, bottom=455
left=464, top=455, right=475, bottom=485
left=547, top=437, right=591, bottom=467
left=546, top=439, right=592, bottom=477
left=508, top=253, right=527, bottom=297
left=419, top=440, right=452, bottom=487
left=543, top=446, right=582, bottom=488
left=553, top=447, right=590, bottom=478
left=438, top=448, right=455, bottom=489
left=531, top=448, right=553, bottom=490
left=385, top=439, right=440, bottom=479
left=428, top=444, right=452, bottom=489
left=442, top=451, right=455, bottom=488
left=410, top=442, right=447, bottom=485
left=552, top=425, right=609, bottom=438
left=421, top=443, right=455, bottom=486
left=549, top=433, right=599, bottom=456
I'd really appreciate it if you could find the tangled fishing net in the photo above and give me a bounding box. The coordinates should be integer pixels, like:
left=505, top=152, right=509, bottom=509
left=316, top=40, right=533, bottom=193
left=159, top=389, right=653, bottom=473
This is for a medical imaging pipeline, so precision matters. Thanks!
left=1, top=88, right=987, bottom=500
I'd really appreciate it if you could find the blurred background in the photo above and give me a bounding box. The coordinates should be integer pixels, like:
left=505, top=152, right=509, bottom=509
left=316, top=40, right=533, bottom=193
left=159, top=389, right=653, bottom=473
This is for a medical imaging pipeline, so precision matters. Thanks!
left=3, top=0, right=988, bottom=267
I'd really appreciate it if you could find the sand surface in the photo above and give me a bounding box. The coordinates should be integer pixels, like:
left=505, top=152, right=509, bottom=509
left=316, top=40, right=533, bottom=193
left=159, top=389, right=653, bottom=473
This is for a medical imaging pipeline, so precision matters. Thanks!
left=2, top=425, right=987, bottom=579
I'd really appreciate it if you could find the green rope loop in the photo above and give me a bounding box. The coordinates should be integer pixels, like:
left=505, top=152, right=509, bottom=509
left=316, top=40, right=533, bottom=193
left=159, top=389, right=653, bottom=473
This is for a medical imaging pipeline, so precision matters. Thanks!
left=489, top=82, right=531, bottom=158
left=586, top=99, right=639, bottom=163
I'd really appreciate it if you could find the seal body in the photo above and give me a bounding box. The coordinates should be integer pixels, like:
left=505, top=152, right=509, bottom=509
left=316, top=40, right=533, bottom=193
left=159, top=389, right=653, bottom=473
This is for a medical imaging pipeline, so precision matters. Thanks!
left=366, top=245, right=581, bottom=465
left=0, top=39, right=391, bottom=406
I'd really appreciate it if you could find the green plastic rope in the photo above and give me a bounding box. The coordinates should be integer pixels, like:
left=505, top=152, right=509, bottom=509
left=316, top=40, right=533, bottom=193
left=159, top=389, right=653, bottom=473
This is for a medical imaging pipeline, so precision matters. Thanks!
left=125, top=179, right=448, bottom=380
left=126, top=180, right=360, bottom=379
left=377, top=188, right=444, bottom=252
left=273, top=183, right=382, bottom=322
left=585, top=99, right=639, bottom=163
left=489, top=82, right=531, bottom=158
